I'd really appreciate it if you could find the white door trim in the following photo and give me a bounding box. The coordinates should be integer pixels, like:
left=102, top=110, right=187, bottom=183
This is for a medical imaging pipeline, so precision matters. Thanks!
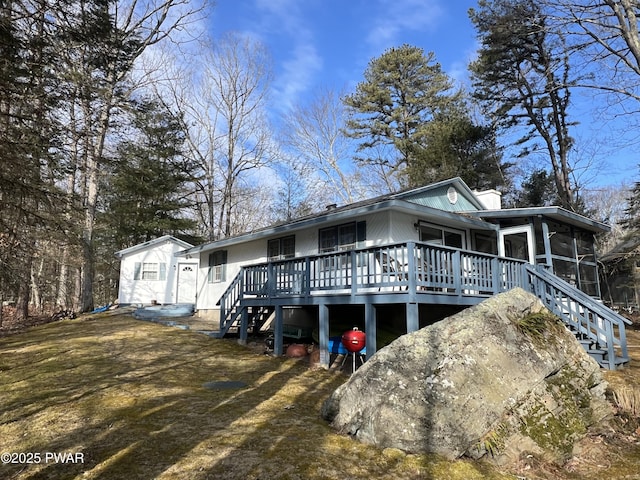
left=498, top=225, right=535, bottom=264
left=177, top=262, right=198, bottom=303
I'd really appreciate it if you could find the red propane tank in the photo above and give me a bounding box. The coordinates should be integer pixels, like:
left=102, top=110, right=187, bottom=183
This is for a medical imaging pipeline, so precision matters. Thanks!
left=341, top=327, right=366, bottom=353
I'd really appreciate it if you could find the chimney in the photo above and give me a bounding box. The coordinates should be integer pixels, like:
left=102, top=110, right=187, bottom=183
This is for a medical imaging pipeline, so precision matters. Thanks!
left=474, top=189, right=502, bottom=210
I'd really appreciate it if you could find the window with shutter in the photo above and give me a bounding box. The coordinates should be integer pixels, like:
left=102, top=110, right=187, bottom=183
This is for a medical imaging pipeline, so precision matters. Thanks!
left=208, top=250, right=227, bottom=283
left=134, top=262, right=166, bottom=281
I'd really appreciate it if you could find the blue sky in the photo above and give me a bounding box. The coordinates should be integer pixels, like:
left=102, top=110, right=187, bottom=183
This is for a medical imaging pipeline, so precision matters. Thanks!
left=210, top=0, right=478, bottom=111
left=208, top=0, right=637, bottom=189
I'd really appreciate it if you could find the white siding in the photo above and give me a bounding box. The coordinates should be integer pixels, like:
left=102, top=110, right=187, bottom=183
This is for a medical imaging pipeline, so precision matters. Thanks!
left=195, top=211, right=408, bottom=312
left=389, top=211, right=420, bottom=243
left=118, top=241, right=190, bottom=305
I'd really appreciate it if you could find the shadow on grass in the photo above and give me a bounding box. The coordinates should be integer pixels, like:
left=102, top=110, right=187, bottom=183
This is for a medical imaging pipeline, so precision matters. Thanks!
left=0, top=315, right=344, bottom=479
left=0, top=314, right=515, bottom=480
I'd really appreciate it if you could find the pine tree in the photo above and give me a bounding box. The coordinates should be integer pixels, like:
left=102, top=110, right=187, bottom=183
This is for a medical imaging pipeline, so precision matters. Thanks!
left=0, top=0, right=68, bottom=320
left=100, top=99, right=197, bottom=250
left=470, top=0, right=578, bottom=211
left=512, top=169, right=559, bottom=207
left=406, top=106, right=512, bottom=190
left=343, top=44, right=463, bottom=188
left=623, top=168, right=640, bottom=233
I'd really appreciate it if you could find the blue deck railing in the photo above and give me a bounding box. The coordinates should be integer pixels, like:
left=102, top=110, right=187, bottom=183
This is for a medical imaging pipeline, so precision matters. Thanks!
left=525, top=264, right=630, bottom=368
left=235, top=242, right=527, bottom=299
left=216, top=241, right=629, bottom=368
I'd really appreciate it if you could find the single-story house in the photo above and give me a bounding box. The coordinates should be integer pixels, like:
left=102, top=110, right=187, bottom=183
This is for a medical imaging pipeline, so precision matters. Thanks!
left=115, top=235, right=199, bottom=305
left=117, top=178, right=631, bottom=369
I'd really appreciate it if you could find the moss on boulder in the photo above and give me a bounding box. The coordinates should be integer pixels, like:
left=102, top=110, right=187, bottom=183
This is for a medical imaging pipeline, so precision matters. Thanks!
left=321, top=288, right=612, bottom=463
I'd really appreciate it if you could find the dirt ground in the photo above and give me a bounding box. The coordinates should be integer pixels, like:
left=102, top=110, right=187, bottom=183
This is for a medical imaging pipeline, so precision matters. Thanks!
left=0, top=308, right=640, bottom=479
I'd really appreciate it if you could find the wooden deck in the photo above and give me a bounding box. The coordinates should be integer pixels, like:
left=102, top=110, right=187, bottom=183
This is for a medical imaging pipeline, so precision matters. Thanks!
left=215, top=241, right=630, bottom=369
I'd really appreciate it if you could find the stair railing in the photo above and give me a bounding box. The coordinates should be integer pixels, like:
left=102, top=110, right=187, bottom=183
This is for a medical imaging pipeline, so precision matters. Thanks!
left=525, top=264, right=631, bottom=368
left=217, top=270, right=245, bottom=334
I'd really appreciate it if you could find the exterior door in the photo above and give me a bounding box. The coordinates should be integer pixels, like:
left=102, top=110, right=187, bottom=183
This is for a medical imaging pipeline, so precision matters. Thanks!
left=498, top=226, right=535, bottom=263
left=177, top=263, right=198, bottom=303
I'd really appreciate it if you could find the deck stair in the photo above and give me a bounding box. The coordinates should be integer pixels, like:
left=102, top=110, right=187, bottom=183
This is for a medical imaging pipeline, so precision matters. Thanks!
left=210, top=272, right=274, bottom=338
left=524, top=264, right=631, bottom=369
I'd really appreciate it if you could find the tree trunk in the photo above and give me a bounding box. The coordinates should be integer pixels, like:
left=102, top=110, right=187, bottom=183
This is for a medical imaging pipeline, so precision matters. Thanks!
left=30, top=259, right=41, bottom=313
left=56, top=246, right=69, bottom=308
left=15, top=255, right=32, bottom=322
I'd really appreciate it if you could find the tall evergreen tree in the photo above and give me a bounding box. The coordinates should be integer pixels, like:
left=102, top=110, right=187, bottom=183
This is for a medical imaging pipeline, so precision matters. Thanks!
left=100, top=99, right=197, bottom=249
left=470, top=0, right=579, bottom=211
left=54, top=0, right=203, bottom=312
left=0, top=0, right=68, bottom=320
left=512, top=169, right=559, bottom=207
left=623, top=166, right=640, bottom=233
left=406, top=105, right=512, bottom=190
left=343, top=44, right=463, bottom=189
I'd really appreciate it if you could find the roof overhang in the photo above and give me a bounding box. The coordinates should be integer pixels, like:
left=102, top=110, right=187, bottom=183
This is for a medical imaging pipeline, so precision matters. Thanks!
left=178, top=199, right=499, bottom=257
left=465, top=207, right=610, bottom=233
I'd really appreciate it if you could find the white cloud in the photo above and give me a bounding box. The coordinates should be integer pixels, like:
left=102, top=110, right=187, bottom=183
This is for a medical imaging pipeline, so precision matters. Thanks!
left=273, top=42, right=323, bottom=113
left=366, top=0, right=446, bottom=52
left=254, top=0, right=308, bottom=37
left=247, top=0, right=324, bottom=113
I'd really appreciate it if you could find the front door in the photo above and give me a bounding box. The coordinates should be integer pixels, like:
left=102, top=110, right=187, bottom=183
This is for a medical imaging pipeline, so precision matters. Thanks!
left=498, top=226, right=535, bottom=263
left=177, top=263, right=198, bottom=303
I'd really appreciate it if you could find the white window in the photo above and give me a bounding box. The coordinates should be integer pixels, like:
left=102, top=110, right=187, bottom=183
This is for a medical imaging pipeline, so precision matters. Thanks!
left=268, top=236, right=295, bottom=261
left=133, top=262, right=166, bottom=281
left=418, top=222, right=465, bottom=249
left=318, top=221, right=366, bottom=253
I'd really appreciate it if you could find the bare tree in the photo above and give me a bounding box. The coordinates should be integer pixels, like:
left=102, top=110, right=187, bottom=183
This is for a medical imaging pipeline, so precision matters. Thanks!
left=280, top=88, right=361, bottom=206
left=153, top=54, right=225, bottom=240
left=583, top=182, right=632, bottom=253
left=53, top=0, right=206, bottom=311
left=545, top=0, right=640, bottom=103
left=207, top=33, right=275, bottom=238
left=156, top=33, right=275, bottom=240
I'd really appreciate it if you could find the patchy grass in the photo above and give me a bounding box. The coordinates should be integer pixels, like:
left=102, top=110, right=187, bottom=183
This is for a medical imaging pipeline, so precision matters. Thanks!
left=0, top=312, right=511, bottom=480
left=1, top=313, right=640, bottom=479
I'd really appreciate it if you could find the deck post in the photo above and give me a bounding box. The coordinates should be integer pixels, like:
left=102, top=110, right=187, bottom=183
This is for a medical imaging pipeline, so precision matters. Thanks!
left=319, top=303, right=330, bottom=368
left=304, top=257, right=311, bottom=296
left=406, top=302, right=419, bottom=333
left=540, top=217, right=553, bottom=268
left=452, top=250, right=461, bottom=295
left=238, top=307, right=248, bottom=345
left=491, top=257, right=500, bottom=293
left=351, top=250, right=358, bottom=296
left=273, top=305, right=284, bottom=357
left=267, top=262, right=275, bottom=297
left=407, top=242, right=417, bottom=300
left=365, top=302, right=377, bottom=360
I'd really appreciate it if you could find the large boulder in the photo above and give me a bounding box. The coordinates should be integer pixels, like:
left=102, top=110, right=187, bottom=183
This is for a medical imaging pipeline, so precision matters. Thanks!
left=321, top=288, right=612, bottom=463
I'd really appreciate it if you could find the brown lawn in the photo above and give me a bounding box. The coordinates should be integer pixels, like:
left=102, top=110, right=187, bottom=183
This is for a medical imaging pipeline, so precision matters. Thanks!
left=0, top=311, right=639, bottom=480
